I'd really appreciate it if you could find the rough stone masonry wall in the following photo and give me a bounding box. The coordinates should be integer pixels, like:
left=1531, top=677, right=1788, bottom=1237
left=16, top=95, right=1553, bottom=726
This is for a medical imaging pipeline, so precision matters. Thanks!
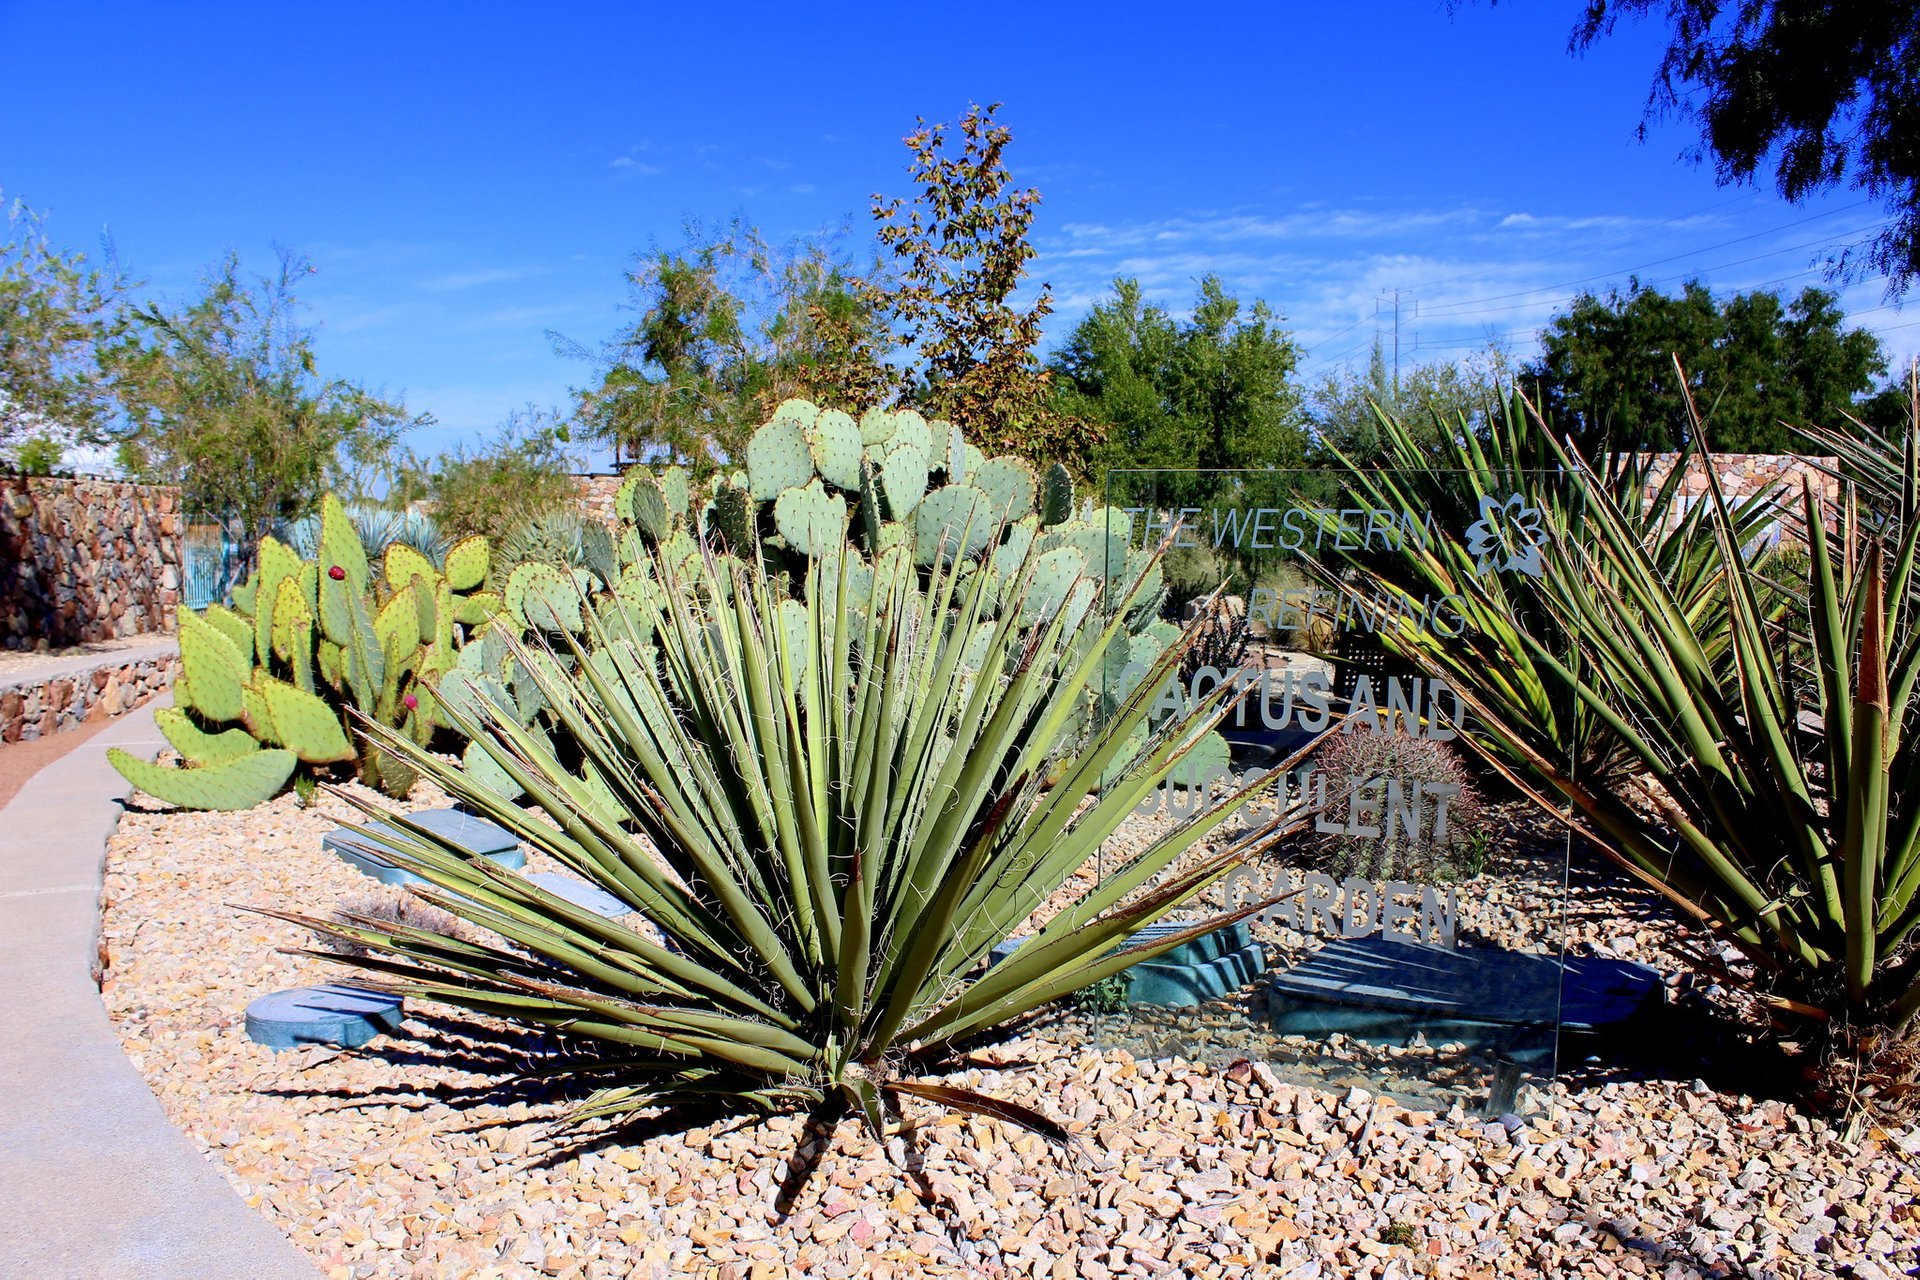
left=0, top=645, right=180, bottom=743
left=574, top=474, right=623, bottom=525
left=1640, top=453, right=1841, bottom=506
left=0, top=476, right=182, bottom=651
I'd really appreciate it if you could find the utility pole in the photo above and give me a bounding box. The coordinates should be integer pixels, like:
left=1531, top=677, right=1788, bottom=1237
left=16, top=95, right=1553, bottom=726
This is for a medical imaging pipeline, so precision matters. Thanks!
left=1376, top=289, right=1417, bottom=396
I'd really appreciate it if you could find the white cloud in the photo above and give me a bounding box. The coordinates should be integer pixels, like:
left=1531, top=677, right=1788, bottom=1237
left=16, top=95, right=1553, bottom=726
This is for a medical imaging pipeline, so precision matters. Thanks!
left=415, top=266, right=545, bottom=293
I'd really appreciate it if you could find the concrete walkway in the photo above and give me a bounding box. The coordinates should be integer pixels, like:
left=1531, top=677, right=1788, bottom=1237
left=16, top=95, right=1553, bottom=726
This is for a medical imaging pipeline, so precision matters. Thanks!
left=0, top=703, right=319, bottom=1279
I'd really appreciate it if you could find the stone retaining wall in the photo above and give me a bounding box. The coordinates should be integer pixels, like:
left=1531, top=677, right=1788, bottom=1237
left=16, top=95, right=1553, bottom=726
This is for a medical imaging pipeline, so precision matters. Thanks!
left=0, top=646, right=180, bottom=743
left=1640, top=453, right=1840, bottom=505
left=574, top=474, right=623, bottom=525
left=0, top=476, right=182, bottom=651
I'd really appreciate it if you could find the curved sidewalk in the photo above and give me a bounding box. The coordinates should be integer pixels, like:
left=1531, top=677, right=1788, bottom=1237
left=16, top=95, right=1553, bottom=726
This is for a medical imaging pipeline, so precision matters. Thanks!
left=0, top=703, right=319, bottom=1279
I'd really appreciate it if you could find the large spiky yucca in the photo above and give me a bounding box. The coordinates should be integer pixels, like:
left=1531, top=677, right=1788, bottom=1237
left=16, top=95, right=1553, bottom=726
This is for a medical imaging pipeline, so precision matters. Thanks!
left=273, top=530, right=1307, bottom=1141
left=1330, top=381, right=1920, bottom=1042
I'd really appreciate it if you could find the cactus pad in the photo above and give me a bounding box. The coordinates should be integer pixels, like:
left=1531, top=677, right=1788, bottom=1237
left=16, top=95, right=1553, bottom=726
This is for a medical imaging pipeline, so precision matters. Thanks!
left=202, top=604, right=254, bottom=659
left=155, top=707, right=260, bottom=766
left=658, top=465, right=691, bottom=518
left=877, top=444, right=929, bottom=519
left=773, top=479, right=847, bottom=559
left=887, top=409, right=931, bottom=461
left=383, top=542, right=438, bottom=595
left=453, top=590, right=500, bottom=627
left=809, top=409, right=864, bottom=490
left=1041, top=462, right=1075, bottom=526
left=178, top=611, right=249, bottom=723
left=913, top=484, right=994, bottom=566
left=617, top=469, right=671, bottom=540
left=746, top=418, right=815, bottom=500
left=769, top=397, right=820, bottom=431
left=317, top=493, right=369, bottom=587
left=505, top=562, right=582, bottom=633
left=109, top=745, right=297, bottom=811
left=857, top=406, right=897, bottom=445
left=1019, top=546, right=1087, bottom=626
left=259, top=677, right=355, bottom=764
left=934, top=420, right=965, bottom=480
left=706, top=485, right=756, bottom=551
left=974, top=456, right=1037, bottom=522
left=443, top=535, right=490, bottom=591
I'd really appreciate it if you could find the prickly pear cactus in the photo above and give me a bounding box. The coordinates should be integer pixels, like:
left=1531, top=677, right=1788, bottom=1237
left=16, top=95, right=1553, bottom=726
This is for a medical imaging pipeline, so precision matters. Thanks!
left=773, top=480, right=847, bottom=559
left=809, top=409, right=864, bottom=491
left=973, top=456, right=1037, bottom=522
left=1041, top=462, right=1075, bottom=527
left=913, top=485, right=995, bottom=566
left=111, top=492, right=501, bottom=810
left=747, top=415, right=816, bottom=501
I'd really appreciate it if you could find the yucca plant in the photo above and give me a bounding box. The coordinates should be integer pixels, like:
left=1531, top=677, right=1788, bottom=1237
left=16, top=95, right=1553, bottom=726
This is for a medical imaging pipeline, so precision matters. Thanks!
left=268, top=529, right=1308, bottom=1141
left=1339, top=393, right=1920, bottom=1038
left=1324, top=390, right=1777, bottom=785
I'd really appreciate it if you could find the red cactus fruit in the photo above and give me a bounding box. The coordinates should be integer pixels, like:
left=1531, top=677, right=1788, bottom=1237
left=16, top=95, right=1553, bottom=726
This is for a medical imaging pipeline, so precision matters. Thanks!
left=327, top=565, right=346, bottom=580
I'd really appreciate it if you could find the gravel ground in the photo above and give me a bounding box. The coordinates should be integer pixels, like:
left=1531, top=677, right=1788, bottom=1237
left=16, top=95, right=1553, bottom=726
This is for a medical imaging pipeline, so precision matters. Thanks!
left=99, top=784, right=1919, bottom=1279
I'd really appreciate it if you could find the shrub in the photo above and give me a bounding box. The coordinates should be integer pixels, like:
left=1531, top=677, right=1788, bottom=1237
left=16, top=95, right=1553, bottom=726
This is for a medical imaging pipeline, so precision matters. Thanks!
left=407, top=415, right=579, bottom=544
left=12, top=434, right=62, bottom=476
left=278, top=525, right=1308, bottom=1147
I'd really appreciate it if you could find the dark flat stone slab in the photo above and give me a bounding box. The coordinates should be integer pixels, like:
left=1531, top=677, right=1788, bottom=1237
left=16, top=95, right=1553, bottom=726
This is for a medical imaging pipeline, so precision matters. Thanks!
left=525, top=871, right=629, bottom=917
left=1268, top=936, right=1662, bottom=1033
left=323, top=808, right=526, bottom=886
left=245, top=984, right=404, bottom=1051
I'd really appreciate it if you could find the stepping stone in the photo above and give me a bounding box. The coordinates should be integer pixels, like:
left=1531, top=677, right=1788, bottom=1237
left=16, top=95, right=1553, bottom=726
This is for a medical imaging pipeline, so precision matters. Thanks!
left=322, top=808, right=527, bottom=887
left=524, top=871, right=629, bottom=917
left=245, top=984, right=404, bottom=1051
left=989, top=920, right=1268, bottom=1008
left=1267, top=936, right=1664, bottom=1061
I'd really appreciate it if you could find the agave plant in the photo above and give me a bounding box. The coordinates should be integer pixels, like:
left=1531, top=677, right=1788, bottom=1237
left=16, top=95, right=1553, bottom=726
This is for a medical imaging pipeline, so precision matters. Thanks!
left=270, top=526, right=1307, bottom=1140
left=1339, top=391, right=1920, bottom=1036
left=281, top=501, right=448, bottom=569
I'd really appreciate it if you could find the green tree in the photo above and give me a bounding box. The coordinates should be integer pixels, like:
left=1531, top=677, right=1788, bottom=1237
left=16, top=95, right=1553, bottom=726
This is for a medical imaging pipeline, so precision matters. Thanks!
left=0, top=195, right=129, bottom=446
left=110, top=251, right=421, bottom=550
left=1052, top=275, right=1309, bottom=481
left=870, top=103, right=1097, bottom=470
left=1523, top=280, right=1887, bottom=454
left=1544, top=1, right=1920, bottom=293
left=560, top=221, right=890, bottom=473
left=394, top=407, right=581, bottom=543
left=1310, top=338, right=1511, bottom=460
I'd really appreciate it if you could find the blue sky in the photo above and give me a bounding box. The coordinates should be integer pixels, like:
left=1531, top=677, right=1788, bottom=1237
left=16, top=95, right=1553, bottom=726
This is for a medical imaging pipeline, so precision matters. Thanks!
left=4, top=1, right=1912, bottom=468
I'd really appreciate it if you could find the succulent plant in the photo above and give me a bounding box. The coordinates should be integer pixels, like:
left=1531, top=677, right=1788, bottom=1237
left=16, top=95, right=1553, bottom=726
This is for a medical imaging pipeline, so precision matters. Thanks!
left=110, top=494, right=501, bottom=809
left=272, top=516, right=1310, bottom=1157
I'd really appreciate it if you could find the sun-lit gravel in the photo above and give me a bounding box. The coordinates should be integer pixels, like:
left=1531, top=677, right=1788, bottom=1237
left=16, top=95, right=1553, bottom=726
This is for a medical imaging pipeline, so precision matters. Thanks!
left=99, top=784, right=1919, bottom=1279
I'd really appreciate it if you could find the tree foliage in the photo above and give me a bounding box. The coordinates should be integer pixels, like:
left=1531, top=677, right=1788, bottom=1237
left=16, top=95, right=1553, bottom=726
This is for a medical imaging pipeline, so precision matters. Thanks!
left=1309, top=338, right=1511, bottom=461
left=870, top=103, right=1097, bottom=469
left=1051, top=276, right=1308, bottom=488
left=1564, top=0, right=1920, bottom=293
left=560, top=222, right=890, bottom=473
left=110, top=252, right=421, bottom=548
left=0, top=195, right=129, bottom=446
left=393, top=406, right=581, bottom=543
left=1523, top=280, right=1887, bottom=453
